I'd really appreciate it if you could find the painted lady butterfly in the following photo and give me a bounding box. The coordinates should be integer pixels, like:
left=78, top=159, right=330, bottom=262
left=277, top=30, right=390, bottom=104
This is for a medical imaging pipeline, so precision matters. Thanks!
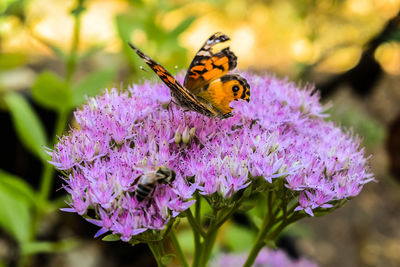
left=128, top=32, right=250, bottom=119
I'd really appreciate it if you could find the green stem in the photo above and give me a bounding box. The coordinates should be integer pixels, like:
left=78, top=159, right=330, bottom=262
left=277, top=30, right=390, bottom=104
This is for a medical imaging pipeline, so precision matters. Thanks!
left=195, top=190, right=248, bottom=267
left=198, top=208, right=219, bottom=267
left=242, top=219, right=272, bottom=266
left=170, top=229, right=189, bottom=267
left=38, top=0, right=83, bottom=205
left=185, top=209, right=206, bottom=237
left=27, top=109, right=71, bottom=267
left=52, top=109, right=70, bottom=143
left=242, top=192, right=276, bottom=267
left=148, top=241, right=167, bottom=267
left=66, top=0, right=84, bottom=82
left=18, top=2, right=85, bottom=267
left=195, top=193, right=201, bottom=222
left=39, top=0, right=83, bottom=205
left=39, top=109, right=70, bottom=203
left=38, top=0, right=82, bottom=202
left=199, top=227, right=218, bottom=267
left=192, top=238, right=201, bottom=267
left=215, top=193, right=246, bottom=229
left=36, top=163, right=53, bottom=216
left=187, top=208, right=202, bottom=267
left=266, top=220, right=288, bottom=241
left=273, top=205, right=298, bottom=224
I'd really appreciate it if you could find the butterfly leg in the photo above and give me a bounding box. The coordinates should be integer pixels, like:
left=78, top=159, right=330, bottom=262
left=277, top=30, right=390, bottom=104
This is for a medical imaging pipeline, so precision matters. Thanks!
left=167, top=100, right=175, bottom=119
left=170, top=99, right=179, bottom=107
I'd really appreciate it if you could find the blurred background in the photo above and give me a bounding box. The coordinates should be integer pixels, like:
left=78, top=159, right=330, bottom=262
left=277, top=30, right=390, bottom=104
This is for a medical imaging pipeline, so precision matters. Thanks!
left=0, top=0, right=400, bottom=266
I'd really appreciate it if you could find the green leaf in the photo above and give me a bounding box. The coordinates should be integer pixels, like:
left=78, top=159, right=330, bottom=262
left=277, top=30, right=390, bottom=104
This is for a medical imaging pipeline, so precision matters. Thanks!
left=129, top=239, right=144, bottom=246
left=170, top=16, right=197, bottom=37
left=160, top=254, right=175, bottom=265
left=242, top=182, right=254, bottom=198
left=248, top=213, right=262, bottom=229
left=46, top=43, right=66, bottom=61
left=0, top=169, right=37, bottom=207
left=102, top=234, right=120, bottom=242
left=33, top=37, right=66, bottom=60
left=72, top=68, right=115, bottom=107
left=78, top=44, right=105, bottom=62
left=115, top=14, right=143, bottom=67
left=0, top=182, right=31, bottom=243
left=21, top=239, right=79, bottom=255
left=115, top=14, right=136, bottom=40
left=32, top=71, right=71, bottom=112
left=238, top=200, right=257, bottom=213
left=0, top=53, right=26, bottom=70
left=4, top=92, right=48, bottom=162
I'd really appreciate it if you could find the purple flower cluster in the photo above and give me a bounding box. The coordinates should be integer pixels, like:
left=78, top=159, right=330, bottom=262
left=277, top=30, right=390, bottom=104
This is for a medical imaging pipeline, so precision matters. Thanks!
left=49, top=72, right=373, bottom=241
left=210, top=248, right=318, bottom=267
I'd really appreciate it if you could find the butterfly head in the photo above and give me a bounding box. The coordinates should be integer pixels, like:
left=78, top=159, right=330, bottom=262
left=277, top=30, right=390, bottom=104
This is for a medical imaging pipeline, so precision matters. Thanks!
left=220, top=74, right=250, bottom=103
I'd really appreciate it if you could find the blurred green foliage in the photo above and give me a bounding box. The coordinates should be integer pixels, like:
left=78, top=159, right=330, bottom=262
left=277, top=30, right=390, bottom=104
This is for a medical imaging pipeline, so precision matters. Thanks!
left=0, top=170, right=34, bottom=243
left=0, top=0, right=26, bottom=21
left=223, top=224, right=256, bottom=252
left=4, top=92, right=48, bottom=161
left=116, top=0, right=197, bottom=80
left=0, top=0, right=198, bottom=264
left=0, top=53, right=26, bottom=70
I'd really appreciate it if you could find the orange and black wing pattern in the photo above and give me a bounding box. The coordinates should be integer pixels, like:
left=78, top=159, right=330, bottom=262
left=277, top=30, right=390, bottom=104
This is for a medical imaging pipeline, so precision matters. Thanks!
left=195, top=74, right=250, bottom=115
left=183, top=32, right=238, bottom=94
left=128, top=32, right=250, bottom=119
left=127, top=43, right=221, bottom=118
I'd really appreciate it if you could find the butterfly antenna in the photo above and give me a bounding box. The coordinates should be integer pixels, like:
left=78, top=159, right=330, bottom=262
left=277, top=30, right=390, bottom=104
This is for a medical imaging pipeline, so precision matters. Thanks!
left=139, top=66, right=148, bottom=72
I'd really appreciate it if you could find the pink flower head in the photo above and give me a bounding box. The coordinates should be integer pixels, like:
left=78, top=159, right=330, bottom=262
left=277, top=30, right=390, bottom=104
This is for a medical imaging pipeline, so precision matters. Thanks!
left=50, top=72, right=373, bottom=241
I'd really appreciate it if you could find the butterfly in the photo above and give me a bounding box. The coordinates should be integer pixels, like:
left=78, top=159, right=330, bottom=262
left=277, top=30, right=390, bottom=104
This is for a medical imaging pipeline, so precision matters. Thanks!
left=128, top=32, right=250, bottom=119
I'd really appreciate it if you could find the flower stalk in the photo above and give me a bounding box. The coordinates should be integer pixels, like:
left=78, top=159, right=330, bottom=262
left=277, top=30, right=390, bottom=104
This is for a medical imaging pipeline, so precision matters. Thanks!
left=243, top=190, right=277, bottom=267
left=185, top=209, right=206, bottom=238
left=170, top=229, right=189, bottom=267
left=148, top=241, right=167, bottom=267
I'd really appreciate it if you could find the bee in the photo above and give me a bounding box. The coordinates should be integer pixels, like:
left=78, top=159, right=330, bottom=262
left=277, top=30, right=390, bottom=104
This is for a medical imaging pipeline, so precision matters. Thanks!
left=134, top=166, right=176, bottom=202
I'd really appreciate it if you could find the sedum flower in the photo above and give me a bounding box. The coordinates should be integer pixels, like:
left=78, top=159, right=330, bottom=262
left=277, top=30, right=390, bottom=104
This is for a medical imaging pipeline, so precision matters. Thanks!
left=210, top=248, right=318, bottom=267
left=49, top=72, right=373, bottom=241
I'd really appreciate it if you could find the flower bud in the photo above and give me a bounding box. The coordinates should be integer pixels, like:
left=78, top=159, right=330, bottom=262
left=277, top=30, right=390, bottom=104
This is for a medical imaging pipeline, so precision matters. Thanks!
left=278, top=163, right=287, bottom=174
left=189, top=127, right=196, bottom=139
left=174, top=126, right=182, bottom=145
left=182, top=126, right=190, bottom=144
left=270, top=143, right=279, bottom=154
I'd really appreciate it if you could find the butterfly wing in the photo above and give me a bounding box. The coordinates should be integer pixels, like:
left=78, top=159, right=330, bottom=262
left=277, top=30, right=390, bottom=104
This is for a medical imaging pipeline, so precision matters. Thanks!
left=183, top=32, right=238, bottom=94
left=127, top=43, right=221, bottom=118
